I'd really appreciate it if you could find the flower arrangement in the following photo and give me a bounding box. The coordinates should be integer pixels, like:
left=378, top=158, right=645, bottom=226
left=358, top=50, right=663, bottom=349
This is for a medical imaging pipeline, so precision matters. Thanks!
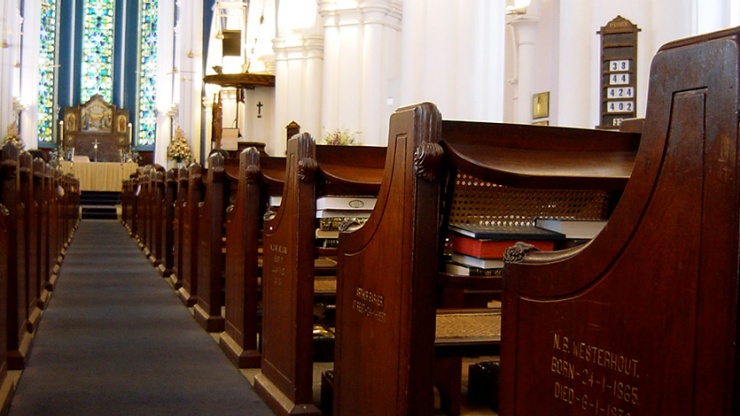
left=3, top=122, right=24, bottom=149
left=166, top=127, right=192, bottom=163
left=322, top=128, right=359, bottom=146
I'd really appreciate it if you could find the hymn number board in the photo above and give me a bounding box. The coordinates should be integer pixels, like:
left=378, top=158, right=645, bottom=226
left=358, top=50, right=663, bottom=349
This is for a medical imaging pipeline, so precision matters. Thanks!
left=598, top=16, right=640, bottom=129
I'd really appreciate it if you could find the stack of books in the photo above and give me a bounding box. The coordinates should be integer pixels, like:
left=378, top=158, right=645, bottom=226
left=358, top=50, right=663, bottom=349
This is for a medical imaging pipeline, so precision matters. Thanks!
left=315, top=196, right=376, bottom=247
left=445, top=224, right=564, bottom=276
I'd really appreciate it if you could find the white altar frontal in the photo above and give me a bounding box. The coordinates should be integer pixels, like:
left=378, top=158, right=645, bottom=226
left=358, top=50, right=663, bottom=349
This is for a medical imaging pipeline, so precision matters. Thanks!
left=60, top=161, right=139, bottom=192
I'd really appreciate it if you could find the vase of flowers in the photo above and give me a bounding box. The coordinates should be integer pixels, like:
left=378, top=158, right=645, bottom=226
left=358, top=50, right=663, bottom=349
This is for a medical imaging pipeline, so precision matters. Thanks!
left=167, top=127, right=192, bottom=166
left=3, top=122, right=24, bottom=149
left=322, top=128, right=360, bottom=146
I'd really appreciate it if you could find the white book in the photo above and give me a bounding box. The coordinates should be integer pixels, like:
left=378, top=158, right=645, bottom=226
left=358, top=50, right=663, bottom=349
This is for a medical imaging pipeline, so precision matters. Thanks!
left=268, top=195, right=282, bottom=207
left=535, top=218, right=607, bottom=240
left=316, top=209, right=372, bottom=219
left=450, top=253, right=505, bottom=269
left=316, top=195, right=376, bottom=211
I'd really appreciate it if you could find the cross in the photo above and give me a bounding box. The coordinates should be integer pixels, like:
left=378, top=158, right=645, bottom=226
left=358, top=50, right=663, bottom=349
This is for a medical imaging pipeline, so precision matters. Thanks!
left=257, top=101, right=263, bottom=118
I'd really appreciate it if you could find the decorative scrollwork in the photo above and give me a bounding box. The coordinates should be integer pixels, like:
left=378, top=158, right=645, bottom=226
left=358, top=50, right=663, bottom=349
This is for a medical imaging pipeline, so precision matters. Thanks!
left=503, top=241, right=539, bottom=263
left=263, top=202, right=276, bottom=222
left=245, top=164, right=261, bottom=185
left=298, top=157, right=318, bottom=183
left=413, top=142, right=444, bottom=182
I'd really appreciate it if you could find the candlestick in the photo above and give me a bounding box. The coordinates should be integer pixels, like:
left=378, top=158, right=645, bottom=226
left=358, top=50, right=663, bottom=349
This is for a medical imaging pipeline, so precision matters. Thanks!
left=128, top=122, right=133, bottom=148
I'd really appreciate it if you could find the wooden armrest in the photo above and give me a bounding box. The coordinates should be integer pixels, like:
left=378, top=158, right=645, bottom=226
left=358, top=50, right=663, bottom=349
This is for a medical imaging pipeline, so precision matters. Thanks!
left=441, top=121, right=639, bottom=190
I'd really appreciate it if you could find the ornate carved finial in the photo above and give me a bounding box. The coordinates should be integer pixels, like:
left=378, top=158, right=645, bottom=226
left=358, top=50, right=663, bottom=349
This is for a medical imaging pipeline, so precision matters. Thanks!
left=413, top=141, right=444, bottom=182
left=504, top=241, right=540, bottom=263
left=298, top=157, right=318, bottom=182
left=245, top=164, right=261, bottom=184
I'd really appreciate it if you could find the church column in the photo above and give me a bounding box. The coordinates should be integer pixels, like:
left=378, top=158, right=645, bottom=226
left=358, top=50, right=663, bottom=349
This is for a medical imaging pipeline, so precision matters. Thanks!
left=0, top=2, right=19, bottom=132
left=18, top=2, right=41, bottom=148
left=506, top=10, right=538, bottom=124
left=175, top=0, right=203, bottom=163
left=154, top=0, right=176, bottom=166
left=557, top=0, right=593, bottom=127
left=399, top=0, right=505, bottom=122
left=273, top=0, right=323, bottom=155
left=318, top=0, right=402, bottom=146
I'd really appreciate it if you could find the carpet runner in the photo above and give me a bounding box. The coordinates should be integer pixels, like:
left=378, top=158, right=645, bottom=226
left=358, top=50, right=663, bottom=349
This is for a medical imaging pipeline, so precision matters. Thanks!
left=7, top=220, right=274, bottom=416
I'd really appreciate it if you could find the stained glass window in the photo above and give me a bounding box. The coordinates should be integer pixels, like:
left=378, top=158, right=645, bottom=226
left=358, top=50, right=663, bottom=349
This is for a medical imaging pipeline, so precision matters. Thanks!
left=137, top=0, right=159, bottom=146
left=81, top=0, right=115, bottom=103
left=37, top=0, right=58, bottom=143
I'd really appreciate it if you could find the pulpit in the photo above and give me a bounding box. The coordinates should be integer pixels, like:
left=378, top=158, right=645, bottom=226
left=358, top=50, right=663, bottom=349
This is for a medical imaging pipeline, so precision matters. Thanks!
left=62, top=95, right=131, bottom=162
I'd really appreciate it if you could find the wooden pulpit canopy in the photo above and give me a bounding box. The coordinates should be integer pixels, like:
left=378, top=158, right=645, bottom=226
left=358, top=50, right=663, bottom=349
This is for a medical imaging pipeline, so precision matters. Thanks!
left=500, top=27, right=740, bottom=415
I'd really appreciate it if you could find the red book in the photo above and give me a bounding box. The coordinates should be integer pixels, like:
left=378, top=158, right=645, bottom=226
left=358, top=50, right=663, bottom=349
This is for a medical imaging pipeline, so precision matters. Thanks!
left=451, top=235, right=555, bottom=259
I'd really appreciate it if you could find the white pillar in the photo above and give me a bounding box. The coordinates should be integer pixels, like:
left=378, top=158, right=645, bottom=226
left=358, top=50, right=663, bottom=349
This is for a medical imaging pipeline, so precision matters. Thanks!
left=400, top=0, right=504, bottom=123
left=318, top=0, right=401, bottom=146
left=154, top=0, right=176, bottom=166
left=557, top=0, right=593, bottom=127
left=19, top=1, right=41, bottom=148
left=272, top=33, right=323, bottom=155
left=177, top=0, right=203, bottom=162
left=0, top=2, right=23, bottom=135
left=507, top=15, right=538, bottom=124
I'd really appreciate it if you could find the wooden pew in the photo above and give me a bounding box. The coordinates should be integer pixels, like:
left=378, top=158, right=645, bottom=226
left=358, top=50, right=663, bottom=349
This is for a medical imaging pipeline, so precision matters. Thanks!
left=193, top=154, right=228, bottom=332
left=500, top=26, right=740, bottom=415
left=0, top=143, right=34, bottom=369
left=160, top=168, right=177, bottom=278
left=170, top=165, right=189, bottom=290
left=44, top=163, right=60, bottom=292
left=219, top=150, right=285, bottom=368
left=19, top=152, right=42, bottom=333
left=33, top=158, right=52, bottom=307
left=176, top=163, right=203, bottom=306
left=254, top=134, right=385, bottom=415
left=0, top=148, right=15, bottom=414
left=329, top=101, right=639, bottom=415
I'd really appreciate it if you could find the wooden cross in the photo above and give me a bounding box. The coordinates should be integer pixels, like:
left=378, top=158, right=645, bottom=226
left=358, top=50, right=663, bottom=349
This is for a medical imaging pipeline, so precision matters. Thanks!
left=257, top=102, right=263, bottom=118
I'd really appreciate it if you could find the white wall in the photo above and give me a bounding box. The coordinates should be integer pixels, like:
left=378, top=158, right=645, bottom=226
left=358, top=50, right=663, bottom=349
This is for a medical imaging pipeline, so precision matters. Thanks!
left=399, top=0, right=506, bottom=123
left=503, top=0, right=736, bottom=128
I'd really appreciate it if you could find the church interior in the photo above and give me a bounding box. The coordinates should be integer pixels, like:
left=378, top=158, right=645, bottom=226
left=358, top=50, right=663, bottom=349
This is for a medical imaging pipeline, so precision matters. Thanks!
left=1, top=0, right=740, bottom=415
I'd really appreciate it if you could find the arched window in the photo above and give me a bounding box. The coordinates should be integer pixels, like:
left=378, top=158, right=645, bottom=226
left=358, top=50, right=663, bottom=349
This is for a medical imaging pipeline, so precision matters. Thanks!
left=137, top=0, right=159, bottom=147
left=81, top=0, right=115, bottom=103
left=34, top=0, right=159, bottom=147
left=36, top=0, right=59, bottom=143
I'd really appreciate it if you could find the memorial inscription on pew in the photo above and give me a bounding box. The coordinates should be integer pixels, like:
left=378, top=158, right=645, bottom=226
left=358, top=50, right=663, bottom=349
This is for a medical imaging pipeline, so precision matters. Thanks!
left=549, top=332, right=641, bottom=414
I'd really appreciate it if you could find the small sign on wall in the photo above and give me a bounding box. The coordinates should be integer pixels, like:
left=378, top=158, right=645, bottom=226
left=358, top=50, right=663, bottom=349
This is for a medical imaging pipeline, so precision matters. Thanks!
left=532, top=91, right=549, bottom=120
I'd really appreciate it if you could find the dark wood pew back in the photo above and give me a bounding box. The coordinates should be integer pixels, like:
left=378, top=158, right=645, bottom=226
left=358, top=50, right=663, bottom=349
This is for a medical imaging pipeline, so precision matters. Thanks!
left=161, top=169, right=177, bottom=278
left=331, top=99, right=641, bottom=415
left=500, top=26, right=740, bottom=416
left=193, top=154, right=228, bottom=332
left=254, top=134, right=385, bottom=415
left=219, top=150, right=285, bottom=368
left=176, top=163, right=203, bottom=306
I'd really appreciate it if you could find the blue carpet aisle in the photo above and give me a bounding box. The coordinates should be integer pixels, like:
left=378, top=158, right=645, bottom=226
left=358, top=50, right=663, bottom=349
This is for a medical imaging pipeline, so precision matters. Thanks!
left=7, top=220, right=274, bottom=416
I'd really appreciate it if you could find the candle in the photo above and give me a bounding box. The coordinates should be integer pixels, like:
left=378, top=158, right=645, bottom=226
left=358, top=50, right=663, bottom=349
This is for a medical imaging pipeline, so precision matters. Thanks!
left=59, top=120, right=64, bottom=145
left=128, top=122, right=133, bottom=147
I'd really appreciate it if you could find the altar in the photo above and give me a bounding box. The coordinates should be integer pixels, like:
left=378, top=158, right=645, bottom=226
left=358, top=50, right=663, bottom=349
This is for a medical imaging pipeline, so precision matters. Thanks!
left=60, top=161, right=139, bottom=192
left=62, top=94, right=132, bottom=162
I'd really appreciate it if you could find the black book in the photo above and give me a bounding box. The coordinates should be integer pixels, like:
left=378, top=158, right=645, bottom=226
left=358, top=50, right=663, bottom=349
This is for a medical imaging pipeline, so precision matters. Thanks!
left=449, top=223, right=565, bottom=240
